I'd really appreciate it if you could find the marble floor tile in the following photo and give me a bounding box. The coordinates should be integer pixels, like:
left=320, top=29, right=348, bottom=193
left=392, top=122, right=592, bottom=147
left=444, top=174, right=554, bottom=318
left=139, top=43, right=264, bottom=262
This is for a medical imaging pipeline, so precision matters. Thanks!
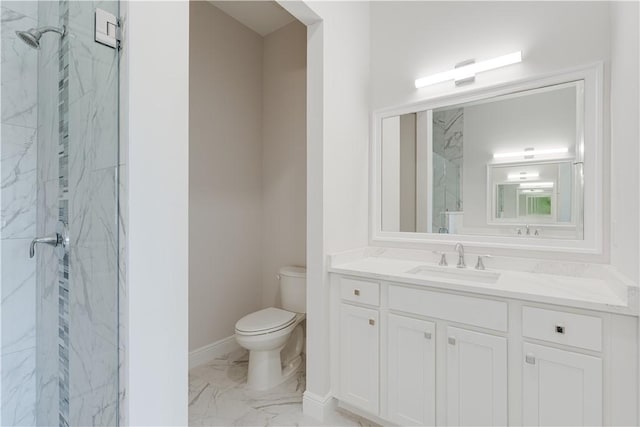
left=189, top=350, right=378, bottom=427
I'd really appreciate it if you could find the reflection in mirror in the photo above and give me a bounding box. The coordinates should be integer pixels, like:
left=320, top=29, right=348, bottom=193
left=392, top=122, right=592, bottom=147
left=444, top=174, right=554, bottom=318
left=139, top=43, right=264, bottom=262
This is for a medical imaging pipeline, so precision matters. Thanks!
left=491, top=162, right=573, bottom=223
left=432, top=107, right=464, bottom=233
left=380, top=80, right=584, bottom=239
left=381, top=114, right=417, bottom=232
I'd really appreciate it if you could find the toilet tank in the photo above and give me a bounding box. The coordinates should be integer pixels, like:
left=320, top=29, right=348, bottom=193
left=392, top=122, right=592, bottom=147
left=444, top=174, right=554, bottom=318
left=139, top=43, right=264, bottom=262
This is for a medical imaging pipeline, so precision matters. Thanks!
left=279, top=266, right=306, bottom=313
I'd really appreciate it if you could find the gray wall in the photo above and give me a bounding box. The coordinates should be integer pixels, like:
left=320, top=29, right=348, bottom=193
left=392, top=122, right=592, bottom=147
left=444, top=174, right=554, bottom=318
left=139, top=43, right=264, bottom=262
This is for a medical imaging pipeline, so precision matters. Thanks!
left=189, top=1, right=264, bottom=351
left=261, top=21, right=307, bottom=309
left=189, top=2, right=307, bottom=351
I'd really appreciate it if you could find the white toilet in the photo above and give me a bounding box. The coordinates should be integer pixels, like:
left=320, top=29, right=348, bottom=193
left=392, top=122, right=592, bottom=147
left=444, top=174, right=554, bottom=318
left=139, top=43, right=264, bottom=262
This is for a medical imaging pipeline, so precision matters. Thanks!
left=235, top=266, right=306, bottom=391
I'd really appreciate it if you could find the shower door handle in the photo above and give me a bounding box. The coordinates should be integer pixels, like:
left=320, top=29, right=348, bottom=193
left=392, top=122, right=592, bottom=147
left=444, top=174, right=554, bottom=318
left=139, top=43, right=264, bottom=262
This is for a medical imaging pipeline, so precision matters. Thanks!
left=29, top=221, right=69, bottom=258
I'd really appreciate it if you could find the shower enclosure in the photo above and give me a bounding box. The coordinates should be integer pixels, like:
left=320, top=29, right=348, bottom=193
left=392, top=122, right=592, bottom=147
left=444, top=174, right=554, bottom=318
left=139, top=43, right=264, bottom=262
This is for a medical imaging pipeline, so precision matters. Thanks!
left=1, top=1, right=120, bottom=425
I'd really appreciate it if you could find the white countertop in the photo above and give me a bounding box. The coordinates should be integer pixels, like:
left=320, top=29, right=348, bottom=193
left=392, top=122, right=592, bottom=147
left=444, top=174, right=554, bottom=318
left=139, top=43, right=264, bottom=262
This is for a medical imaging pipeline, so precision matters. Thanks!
left=328, top=248, right=639, bottom=315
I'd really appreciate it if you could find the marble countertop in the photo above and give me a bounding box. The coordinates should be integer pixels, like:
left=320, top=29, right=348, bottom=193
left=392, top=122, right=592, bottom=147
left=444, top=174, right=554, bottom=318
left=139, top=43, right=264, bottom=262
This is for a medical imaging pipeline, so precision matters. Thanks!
left=328, top=248, right=639, bottom=316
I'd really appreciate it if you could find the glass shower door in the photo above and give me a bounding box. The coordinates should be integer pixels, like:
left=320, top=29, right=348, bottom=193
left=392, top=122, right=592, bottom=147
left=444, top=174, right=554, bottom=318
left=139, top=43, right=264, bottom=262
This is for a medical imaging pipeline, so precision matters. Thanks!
left=1, top=1, right=120, bottom=425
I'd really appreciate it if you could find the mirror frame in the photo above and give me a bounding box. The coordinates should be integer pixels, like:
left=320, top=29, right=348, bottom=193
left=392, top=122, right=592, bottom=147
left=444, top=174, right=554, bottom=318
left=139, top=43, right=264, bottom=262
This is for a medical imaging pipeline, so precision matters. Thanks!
left=370, top=63, right=603, bottom=255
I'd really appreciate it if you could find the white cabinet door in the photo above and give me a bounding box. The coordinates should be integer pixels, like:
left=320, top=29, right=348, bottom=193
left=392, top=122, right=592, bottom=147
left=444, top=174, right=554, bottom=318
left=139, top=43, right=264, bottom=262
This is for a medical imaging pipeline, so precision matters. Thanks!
left=523, top=343, right=602, bottom=426
left=339, top=304, right=379, bottom=414
left=446, top=326, right=507, bottom=426
left=387, top=314, right=436, bottom=426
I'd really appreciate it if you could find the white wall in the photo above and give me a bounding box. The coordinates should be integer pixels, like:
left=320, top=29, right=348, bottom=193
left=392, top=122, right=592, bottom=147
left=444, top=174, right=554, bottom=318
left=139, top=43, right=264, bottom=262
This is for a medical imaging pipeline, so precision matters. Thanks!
left=188, top=1, right=264, bottom=352
left=371, top=1, right=611, bottom=110
left=295, top=1, right=371, bottom=416
left=127, top=1, right=189, bottom=424
left=261, top=21, right=307, bottom=308
left=610, top=1, right=640, bottom=284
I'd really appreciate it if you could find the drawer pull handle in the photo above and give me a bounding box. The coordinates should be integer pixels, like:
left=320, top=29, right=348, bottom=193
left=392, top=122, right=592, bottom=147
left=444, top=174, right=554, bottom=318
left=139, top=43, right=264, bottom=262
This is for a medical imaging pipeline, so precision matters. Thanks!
left=525, top=353, right=536, bottom=365
left=448, top=337, right=456, bottom=345
left=424, top=332, right=432, bottom=340
left=354, top=289, right=360, bottom=296
left=369, top=318, right=375, bottom=326
left=555, top=324, right=565, bottom=334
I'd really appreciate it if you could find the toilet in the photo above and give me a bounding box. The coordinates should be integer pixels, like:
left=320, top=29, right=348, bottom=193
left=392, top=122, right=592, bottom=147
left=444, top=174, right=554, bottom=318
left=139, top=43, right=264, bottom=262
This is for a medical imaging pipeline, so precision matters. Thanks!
left=235, top=266, right=306, bottom=391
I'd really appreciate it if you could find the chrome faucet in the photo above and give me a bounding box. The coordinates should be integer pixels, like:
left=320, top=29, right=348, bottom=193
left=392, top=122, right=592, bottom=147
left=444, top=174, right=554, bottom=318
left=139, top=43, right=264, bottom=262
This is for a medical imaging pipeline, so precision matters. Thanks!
left=475, top=255, right=493, bottom=270
left=454, top=243, right=466, bottom=268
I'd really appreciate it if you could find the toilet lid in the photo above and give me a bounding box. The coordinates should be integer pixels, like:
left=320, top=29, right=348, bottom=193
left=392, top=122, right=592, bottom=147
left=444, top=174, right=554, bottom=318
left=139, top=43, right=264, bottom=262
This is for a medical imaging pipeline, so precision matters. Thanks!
left=235, top=307, right=296, bottom=334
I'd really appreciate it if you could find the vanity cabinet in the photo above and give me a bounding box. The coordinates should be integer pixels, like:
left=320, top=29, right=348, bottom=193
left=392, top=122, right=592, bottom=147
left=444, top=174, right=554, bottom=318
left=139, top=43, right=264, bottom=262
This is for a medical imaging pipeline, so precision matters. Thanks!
left=338, top=303, right=379, bottom=414
left=387, top=314, right=436, bottom=426
left=331, top=273, right=637, bottom=427
left=446, top=327, right=508, bottom=426
left=522, top=343, right=602, bottom=426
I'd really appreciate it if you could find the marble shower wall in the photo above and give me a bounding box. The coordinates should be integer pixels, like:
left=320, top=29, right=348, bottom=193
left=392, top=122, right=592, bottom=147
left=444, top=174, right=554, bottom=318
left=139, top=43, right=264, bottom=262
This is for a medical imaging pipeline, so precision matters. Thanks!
left=35, top=1, right=62, bottom=424
left=2, top=1, right=120, bottom=425
left=66, top=1, right=120, bottom=425
left=1, top=2, right=39, bottom=425
left=40, top=1, right=120, bottom=425
left=432, top=108, right=464, bottom=231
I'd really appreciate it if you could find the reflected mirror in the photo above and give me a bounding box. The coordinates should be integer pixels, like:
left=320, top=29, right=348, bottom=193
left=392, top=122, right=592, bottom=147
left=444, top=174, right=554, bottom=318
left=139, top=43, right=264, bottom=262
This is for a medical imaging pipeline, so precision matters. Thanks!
left=380, top=80, right=584, bottom=239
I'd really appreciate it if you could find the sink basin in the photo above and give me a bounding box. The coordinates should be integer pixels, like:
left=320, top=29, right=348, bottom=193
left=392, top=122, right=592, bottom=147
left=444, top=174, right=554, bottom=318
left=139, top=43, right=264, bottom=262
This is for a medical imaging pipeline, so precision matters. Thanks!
left=405, top=265, right=501, bottom=284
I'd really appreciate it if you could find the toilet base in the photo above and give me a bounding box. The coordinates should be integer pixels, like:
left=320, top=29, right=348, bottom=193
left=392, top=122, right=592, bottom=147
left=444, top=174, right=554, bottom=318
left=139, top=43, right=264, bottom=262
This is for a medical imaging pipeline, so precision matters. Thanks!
left=244, top=324, right=304, bottom=391
left=247, top=350, right=303, bottom=391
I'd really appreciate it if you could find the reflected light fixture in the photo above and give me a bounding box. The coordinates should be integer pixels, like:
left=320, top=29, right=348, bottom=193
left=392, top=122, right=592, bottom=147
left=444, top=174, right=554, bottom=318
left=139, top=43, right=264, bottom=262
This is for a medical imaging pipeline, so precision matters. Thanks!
left=508, top=172, right=540, bottom=180
left=493, top=147, right=568, bottom=160
left=519, top=182, right=554, bottom=189
left=415, top=51, right=522, bottom=89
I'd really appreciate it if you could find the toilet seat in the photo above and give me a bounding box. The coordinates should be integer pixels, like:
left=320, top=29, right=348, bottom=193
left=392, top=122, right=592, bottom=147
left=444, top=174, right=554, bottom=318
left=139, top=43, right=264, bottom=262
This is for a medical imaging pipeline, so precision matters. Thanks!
left=235, top=307, right=296, bottom=336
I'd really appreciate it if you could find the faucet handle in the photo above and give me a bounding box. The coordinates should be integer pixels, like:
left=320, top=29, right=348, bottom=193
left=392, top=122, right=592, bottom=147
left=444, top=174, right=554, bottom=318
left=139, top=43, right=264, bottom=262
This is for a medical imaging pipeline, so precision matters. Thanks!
left=475, top=255, right=493, bottom=270
left=432, top=251, right=448, bottom=266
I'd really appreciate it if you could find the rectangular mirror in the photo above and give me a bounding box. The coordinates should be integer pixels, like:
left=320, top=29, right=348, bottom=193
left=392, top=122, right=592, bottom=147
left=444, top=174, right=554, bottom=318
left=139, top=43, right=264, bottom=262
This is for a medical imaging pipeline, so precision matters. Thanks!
left=380, top=80, right=585, bottom=240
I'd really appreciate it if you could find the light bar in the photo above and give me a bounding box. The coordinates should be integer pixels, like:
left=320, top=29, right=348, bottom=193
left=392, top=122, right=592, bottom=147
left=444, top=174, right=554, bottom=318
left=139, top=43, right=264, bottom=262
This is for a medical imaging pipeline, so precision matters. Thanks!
left=415, top=51, right=522, bottom=89
left=521, top=189, right=544, bottom=193
left=508, top=172, right=539, bottom=180
left=493, top=147, right=568, bottom=160
left=519, top=182, right=554, bottom=189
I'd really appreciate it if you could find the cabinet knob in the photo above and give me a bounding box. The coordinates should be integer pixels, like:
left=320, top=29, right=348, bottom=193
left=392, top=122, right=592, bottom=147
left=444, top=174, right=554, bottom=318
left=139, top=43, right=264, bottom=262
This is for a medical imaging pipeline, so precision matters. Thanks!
left=354, top=289, right=360, bottom=296
left=424, top=331, right=432, bottom=340
left=525, top=353, right=536, bottom=365
left=555, top=324, right=565, bottom=334
left=369, top=318, right=375, bottom=326
left=448, top=337, right=456, bottom=345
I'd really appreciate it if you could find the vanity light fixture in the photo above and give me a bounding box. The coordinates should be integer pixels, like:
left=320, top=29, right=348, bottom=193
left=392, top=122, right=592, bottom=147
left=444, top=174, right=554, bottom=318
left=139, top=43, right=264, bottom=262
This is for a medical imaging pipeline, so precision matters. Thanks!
left=415, top=51, right=522, bottom=89
left=493, top=147, right=568, bottom=160
left=519, top=182, right=554, bottom=189
left=508, top=172, right=540, bottom=180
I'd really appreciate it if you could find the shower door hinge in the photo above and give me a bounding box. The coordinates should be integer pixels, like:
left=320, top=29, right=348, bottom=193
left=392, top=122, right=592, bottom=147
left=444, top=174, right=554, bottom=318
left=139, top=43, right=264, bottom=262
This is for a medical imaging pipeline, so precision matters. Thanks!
left=95, top=8, right=121, bottom=50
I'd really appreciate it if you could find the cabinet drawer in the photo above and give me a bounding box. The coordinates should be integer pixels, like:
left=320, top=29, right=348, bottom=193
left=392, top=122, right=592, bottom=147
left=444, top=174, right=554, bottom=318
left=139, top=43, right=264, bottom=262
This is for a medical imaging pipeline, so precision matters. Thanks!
left=522, top=307, right=602, bottom=352
left=340, top=277, right=380, bottom=306
left=388, top=286, right=507, bottom=332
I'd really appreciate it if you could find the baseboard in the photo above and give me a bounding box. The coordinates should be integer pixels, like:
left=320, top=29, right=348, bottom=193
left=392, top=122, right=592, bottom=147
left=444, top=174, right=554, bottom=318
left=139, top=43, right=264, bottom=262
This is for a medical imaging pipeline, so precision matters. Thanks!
left=337, top=401, right=389, bottom=426
left=302, top=391, right=337, bottom=422
left=189, top=335, right=240, bottom=369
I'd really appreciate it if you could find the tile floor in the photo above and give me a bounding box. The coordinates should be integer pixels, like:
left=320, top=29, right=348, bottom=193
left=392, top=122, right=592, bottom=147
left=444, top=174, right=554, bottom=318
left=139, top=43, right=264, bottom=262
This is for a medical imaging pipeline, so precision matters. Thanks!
left=188, top=350, right=377, bottom=427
